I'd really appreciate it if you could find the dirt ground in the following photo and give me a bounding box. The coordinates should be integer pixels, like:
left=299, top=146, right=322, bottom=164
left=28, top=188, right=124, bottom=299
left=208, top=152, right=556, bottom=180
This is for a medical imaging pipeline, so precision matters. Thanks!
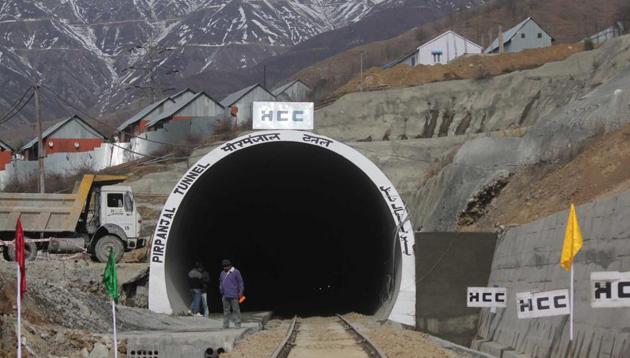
left=224, top=314, right=461, bottom=358
left=461, top=122, right=630, bottom=231
left=0, top=259, right=146, bottom=357
left=343, top=313, right=460, bottom=358
left=335, top=43, right=584, bottom=98
left=221, top=319, right=290, bottom=358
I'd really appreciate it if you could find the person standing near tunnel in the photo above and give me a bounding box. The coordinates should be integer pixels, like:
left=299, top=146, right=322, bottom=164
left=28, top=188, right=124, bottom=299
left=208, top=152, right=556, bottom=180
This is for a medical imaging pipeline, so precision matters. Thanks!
left=219, top=259, right=244, bottom=328
left=188, top=262, right=204, bottom=316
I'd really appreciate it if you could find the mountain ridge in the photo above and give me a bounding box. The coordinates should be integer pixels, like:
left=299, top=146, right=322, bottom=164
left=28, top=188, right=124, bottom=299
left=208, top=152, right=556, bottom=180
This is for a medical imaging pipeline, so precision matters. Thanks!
left=0, top=0, right=477, bottom=129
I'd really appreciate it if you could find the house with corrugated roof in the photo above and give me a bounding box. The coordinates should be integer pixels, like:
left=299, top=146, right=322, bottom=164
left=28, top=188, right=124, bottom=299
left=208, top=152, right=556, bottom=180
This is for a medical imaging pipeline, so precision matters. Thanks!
left=20, top=115, right=106, bottom=160
left=145, top=92, right=224, bottom=131
left=0, top=139, right=12, bottom=170
left=220, top=84, right=275, bottom=124
left=272, top=80, right=311, bottom=101
left=385, top=30, right=482, bottom=68
left=485, top=17, right=553, bottom=54
left=117, top=89, right=197, bottom=140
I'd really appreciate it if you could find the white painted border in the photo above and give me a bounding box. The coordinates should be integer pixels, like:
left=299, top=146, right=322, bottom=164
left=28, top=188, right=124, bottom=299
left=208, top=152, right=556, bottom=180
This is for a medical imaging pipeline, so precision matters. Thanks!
left=148, top=130, right=416, bottom=325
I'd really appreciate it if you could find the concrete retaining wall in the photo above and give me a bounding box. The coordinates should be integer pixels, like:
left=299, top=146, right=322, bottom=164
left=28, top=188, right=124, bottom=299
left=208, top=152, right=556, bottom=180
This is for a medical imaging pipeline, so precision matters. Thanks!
left=473, top=191, right=630, bottom=358
left=415, top=232, right=497, bottom=346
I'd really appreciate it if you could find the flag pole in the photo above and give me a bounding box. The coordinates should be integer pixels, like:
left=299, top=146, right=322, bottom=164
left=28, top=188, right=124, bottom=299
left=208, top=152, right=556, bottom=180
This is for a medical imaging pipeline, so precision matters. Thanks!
left=111, top=299, right=118, bottom=358
left=570, top=263, right=574, bottom=341
left=16, top=263, right=22, bottom=358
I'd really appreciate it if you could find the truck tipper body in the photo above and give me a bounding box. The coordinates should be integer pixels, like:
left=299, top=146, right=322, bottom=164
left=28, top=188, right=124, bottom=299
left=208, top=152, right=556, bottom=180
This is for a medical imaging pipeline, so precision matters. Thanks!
left=0, top=174, right=145, bottom=262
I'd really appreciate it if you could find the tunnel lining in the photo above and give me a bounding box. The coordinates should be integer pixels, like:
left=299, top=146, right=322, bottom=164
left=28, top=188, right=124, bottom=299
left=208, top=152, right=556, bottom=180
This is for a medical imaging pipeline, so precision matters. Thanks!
left=148, top=131, right=416, bottom=325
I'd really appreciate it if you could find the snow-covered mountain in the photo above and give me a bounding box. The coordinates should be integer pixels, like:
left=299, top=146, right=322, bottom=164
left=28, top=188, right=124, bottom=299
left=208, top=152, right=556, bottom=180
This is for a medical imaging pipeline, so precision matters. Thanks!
left=0, top=0, right=478, bottom=128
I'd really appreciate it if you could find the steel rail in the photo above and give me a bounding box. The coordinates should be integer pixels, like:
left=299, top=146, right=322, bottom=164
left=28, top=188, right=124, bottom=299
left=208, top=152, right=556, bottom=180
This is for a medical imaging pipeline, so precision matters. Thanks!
left=269, top=316, right=298, bottom=358
left=336, top=314, right=388, bottom=358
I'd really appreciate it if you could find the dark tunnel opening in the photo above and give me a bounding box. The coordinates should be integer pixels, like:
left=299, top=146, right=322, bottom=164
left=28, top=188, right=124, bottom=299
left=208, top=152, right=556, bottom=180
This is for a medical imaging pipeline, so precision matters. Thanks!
left=165, top=142, right=400, bottom=317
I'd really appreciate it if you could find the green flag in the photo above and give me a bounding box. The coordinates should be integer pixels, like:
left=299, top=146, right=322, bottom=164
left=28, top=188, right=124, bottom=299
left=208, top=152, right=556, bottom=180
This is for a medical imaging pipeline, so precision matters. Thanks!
left=103, top=249, right=119, bottom=302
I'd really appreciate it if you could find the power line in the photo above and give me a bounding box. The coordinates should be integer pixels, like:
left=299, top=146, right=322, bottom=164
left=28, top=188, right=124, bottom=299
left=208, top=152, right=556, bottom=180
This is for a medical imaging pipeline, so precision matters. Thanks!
left=39, top=84, right=199, bottom=148
left=0, top=87, right=34, bottom=124
left=0, top=91, right=34, bottom=126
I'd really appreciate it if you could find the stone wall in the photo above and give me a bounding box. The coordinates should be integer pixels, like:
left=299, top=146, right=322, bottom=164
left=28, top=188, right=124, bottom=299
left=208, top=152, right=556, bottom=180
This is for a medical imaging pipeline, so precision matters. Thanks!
left=473, top=191, right=630, bottom=358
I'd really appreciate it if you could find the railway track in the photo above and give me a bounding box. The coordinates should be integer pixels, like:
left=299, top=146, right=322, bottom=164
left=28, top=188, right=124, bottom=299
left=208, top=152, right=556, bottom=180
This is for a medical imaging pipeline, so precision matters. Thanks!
left=270, top=314, right=387, bottom=358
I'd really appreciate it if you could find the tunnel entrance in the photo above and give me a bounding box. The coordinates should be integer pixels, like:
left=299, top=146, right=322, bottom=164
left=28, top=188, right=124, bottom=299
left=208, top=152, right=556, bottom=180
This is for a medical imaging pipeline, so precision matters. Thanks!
left=149, top=131, right=416, bottom=324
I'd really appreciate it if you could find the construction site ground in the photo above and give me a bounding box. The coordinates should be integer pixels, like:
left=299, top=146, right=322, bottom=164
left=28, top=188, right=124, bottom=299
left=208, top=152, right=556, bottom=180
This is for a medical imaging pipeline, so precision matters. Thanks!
left=0, top=255, right=465, bottom=357
left=0, top=259, right=270, bottom=357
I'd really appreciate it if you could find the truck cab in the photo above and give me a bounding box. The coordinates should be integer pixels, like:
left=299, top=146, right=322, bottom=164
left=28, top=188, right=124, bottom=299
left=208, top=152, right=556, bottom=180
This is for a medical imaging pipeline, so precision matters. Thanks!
left=99, top=185, right=141, bottom=240
left=89, top=184, right=144, bottom=262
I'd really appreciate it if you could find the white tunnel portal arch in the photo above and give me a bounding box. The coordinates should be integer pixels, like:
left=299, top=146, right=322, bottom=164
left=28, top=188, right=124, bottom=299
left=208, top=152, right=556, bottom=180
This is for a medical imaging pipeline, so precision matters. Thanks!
left=148, top=130, right=416, bottom=325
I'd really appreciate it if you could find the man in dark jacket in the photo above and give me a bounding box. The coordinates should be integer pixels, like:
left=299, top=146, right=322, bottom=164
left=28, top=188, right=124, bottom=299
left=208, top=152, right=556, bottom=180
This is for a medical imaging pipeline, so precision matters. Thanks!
left=201, top=265, right=210, bottom=317
left=219, top=259, right=244, bottom=328
left=188, top=262, right=204, bottom=316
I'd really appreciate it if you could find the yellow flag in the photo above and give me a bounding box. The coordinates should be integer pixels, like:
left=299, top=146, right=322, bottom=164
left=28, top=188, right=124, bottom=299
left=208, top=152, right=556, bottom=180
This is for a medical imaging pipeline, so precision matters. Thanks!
left=560, top=203, right=583, bottom=271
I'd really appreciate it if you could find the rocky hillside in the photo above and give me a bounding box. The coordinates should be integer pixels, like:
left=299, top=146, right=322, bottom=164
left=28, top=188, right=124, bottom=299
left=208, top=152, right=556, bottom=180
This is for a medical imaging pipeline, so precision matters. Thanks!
left=314, top=34, right=630, bottom=232
left=0, top=0, right=480, bottom=129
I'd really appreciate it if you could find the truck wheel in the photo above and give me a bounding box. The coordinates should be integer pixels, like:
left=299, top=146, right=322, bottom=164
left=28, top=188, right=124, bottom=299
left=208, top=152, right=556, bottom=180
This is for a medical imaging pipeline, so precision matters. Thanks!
left=7, top=242, right=38, bottom=261
left=94, top=235, right=124, bottom=263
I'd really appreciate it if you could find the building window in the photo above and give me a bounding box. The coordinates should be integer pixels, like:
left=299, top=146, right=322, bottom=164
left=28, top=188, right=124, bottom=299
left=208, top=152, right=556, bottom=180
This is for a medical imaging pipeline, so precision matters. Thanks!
left=521, top=33, right=526, bottom=39
left=537, top=33, right=542, bottom=38
left=431, top=50, right=443, bottom=63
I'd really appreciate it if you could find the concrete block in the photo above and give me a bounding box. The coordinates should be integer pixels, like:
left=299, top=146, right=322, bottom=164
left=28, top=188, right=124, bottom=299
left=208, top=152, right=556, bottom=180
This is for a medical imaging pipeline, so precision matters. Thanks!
left=470, top=338, right=488, bottom=350
left=479, top=341, right=511, bottom=357
left=502, top=350, right=532, bottom=358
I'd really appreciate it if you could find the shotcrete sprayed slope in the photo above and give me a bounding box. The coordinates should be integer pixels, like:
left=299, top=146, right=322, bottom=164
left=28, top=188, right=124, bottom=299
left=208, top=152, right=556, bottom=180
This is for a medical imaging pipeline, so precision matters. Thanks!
left=315, top=37, right=630, bottom=143
left=315, top=35, right=630, bottom=231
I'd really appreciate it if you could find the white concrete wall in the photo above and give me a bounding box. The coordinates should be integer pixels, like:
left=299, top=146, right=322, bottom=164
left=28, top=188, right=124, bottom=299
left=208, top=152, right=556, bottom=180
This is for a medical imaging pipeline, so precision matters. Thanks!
left=418, top=32, right=482, bottom=65
left=0, top=142, right=134, bottom=189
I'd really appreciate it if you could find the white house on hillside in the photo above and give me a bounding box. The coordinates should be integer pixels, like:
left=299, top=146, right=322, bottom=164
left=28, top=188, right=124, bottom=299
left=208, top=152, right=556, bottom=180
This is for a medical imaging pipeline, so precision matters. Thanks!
left=387, top=31, right=482, bottom=67
left=485, top=17, right=553, bottom=54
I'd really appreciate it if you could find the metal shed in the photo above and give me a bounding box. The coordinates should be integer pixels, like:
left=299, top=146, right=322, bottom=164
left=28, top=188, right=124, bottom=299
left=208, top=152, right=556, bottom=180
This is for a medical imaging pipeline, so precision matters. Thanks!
left=220, top=84, right=276, bottom=124
left=485, top=17, right=553, bottom=54
left=20, top=115, right=106, bottom=160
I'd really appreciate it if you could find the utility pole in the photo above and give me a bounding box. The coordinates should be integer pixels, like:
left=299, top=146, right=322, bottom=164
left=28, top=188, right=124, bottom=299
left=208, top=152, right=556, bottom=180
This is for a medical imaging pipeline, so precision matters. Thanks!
left=126, top=32, right=178, bottom=105
left=498, top=25, right=504, bottom=54
left=360, top=51, right=364, bottom=92
left=263, top=65, right=267, bottom=89
left=33, top=84, right=45, bottom=193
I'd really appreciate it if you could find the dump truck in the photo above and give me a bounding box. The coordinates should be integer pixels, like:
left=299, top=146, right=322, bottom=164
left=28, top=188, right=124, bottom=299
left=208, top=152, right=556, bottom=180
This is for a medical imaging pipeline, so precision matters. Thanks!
left=0, top=174, right=145, bottom=262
